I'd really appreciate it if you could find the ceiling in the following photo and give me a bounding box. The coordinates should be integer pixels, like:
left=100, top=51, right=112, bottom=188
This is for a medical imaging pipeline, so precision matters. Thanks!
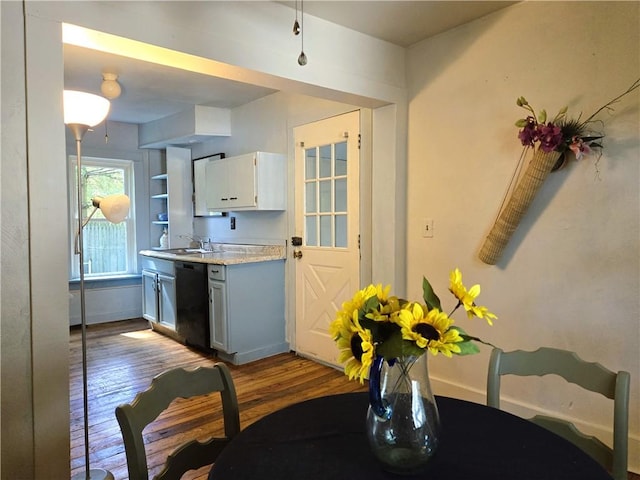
left=63, top=1, right=515, bottom=125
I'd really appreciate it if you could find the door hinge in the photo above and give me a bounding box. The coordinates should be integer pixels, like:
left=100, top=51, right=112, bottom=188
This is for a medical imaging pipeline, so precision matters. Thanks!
left=358, top=234, right=361, bottom=249
left=300, top=141, right=305, bottom=148
left=358, top=133, right=361, bottom=149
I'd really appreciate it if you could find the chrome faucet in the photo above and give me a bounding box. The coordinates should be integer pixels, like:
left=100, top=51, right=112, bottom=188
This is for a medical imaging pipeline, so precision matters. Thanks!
left=179, top=234, right=206, bottom=250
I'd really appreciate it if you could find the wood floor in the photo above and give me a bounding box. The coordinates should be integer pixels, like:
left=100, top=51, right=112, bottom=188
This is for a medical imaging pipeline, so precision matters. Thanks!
left=70, top=318, right=365, bottom=479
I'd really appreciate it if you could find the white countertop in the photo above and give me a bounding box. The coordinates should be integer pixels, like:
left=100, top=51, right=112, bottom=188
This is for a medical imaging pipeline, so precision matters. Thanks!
left=139, top=243, right=286, bottom=265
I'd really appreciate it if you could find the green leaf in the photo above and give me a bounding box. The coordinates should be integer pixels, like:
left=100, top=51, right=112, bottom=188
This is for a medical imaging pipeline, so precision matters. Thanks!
left=422, top=276, right=441, bottom=311
left=516, top=96, right=528, bottom=107
left=452, top=326, right=497, bottom=350
left=360, top=316, right=387, bottom=343
left=363, top=295, right=380, bottom=313
left=450, top=326, right=480, bottom=355
left=538, top=109, right=547, bottom=124
left=375, top=329, right=404, bottom=359
left=402, top=342, right=427, bottom=358
left=456, top=340, right=480, bottom=356
left=515, top=118, right=529, bottom=128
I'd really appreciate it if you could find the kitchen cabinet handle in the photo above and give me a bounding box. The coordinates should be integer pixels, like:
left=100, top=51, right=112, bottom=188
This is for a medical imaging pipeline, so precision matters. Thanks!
left=230, top=197, right=238, bottom=200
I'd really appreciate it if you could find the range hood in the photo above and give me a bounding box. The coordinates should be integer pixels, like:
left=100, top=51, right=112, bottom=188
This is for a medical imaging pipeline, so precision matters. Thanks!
left=138, top=105, right=231, bottom=149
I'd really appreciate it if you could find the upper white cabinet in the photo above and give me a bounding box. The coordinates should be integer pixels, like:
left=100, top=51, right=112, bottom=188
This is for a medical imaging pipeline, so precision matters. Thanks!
left=205, top=151, right=286, bottom=211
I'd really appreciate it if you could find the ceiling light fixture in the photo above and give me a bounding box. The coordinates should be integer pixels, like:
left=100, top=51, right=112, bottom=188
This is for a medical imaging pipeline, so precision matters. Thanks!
left=293, top=0, right=300, bottom=35
left=297, top=0, right=307, bottom=66
left=100, top=72, right=121, bottom=100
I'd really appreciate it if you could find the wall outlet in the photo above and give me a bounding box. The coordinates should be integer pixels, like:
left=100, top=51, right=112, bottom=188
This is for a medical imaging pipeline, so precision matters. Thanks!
left=230, top=216, right=236, bottom=230
left=422, top=218, right=433, bottom=238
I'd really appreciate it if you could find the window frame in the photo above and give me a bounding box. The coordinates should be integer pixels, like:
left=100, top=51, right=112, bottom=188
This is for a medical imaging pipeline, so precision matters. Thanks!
left=68, top=154, right=137, bottom=280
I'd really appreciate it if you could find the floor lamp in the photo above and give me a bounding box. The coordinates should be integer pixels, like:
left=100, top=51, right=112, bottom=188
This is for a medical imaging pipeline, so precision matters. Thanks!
left=64, top=90, right=128, bottom=480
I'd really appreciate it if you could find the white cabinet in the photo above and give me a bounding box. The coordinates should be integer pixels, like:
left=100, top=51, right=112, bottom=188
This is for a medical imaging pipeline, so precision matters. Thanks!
left=209, top=274, right=227, bottom=351
left=208, top=260, right=288, bottom=364
left=205, top=151, right=286, bottom=212
left=141, top=257, right=176, bottom=330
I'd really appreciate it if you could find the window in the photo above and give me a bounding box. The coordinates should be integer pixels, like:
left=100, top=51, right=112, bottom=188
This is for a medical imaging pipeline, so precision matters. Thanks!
left=69, top=156, right=136, bottom=279
left=304, top=141, right=348, bottom=248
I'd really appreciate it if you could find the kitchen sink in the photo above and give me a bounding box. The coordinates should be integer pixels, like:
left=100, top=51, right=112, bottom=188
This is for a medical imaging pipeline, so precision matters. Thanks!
left=159, top=247, right=220, bottom=255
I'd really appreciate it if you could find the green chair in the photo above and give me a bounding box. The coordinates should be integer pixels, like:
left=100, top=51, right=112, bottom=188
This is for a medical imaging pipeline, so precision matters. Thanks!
left=487, top=347, right=630, bottom=480
left=116, top=363, right=240, bottom=480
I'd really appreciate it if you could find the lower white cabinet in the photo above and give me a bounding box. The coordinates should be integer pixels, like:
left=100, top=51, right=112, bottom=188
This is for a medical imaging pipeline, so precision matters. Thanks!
left=208, top=260, right=288, bottom=364
left=141, top=258, right=176, bottom=330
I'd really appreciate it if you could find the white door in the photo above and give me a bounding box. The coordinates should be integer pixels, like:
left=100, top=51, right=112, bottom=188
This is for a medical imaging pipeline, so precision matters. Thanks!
left=294, top=111, right=360, bottom=366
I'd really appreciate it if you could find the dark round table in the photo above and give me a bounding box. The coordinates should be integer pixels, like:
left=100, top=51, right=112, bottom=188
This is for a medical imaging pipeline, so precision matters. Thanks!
left=209, top=392, right=613, bottom=480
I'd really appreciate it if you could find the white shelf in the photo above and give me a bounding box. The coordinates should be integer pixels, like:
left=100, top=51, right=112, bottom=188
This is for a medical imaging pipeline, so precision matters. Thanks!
left=152, top=173, right=168, bottom=181
left=152, top=193, right=168, bottom=199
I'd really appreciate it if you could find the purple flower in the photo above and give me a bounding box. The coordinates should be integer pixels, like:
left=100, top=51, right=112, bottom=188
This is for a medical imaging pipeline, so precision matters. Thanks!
left=518, top=117, right=538, bottom=147
left=537, top=122, right=564, bottom=153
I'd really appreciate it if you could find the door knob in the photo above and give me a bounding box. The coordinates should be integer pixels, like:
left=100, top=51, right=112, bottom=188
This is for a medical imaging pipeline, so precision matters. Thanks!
left=293, top=250, right=303, bottom=259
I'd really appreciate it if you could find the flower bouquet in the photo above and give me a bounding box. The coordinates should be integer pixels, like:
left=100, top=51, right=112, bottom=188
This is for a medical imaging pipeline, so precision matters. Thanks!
left=478, top=78, right=639, bottom=265
left=330, top=269, right=496, bottom=474
left=329, top=268, right=497, bottom=383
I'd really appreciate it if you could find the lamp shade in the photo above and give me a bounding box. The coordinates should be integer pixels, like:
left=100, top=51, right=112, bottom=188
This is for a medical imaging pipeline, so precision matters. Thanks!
left=63, top=90, right=110, bottom=127
left=93, top=194, right=130, bottom=224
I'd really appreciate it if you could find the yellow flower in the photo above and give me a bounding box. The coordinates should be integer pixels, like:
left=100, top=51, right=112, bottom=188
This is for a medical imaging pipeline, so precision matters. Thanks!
left=333, top=310, right=374, bottom=384
left=331, top=270, right=497, bottom=383
left=449, top=268, right=497, bottom=325
left=397, top=303, right=462, bottom=357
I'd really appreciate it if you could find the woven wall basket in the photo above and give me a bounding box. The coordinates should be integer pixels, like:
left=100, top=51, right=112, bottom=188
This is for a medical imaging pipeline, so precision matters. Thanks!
left=479, top=148, right=561, bottom=265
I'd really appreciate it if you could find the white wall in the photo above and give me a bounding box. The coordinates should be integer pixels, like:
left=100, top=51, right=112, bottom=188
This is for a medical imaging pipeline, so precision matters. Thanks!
left=406, top=1, right=639, bottom=471
left=1, top=2, right=36, bottom=475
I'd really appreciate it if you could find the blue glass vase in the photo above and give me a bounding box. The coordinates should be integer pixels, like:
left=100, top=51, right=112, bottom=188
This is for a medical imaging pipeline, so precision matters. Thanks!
left=366, top=354, right=441, bottom=475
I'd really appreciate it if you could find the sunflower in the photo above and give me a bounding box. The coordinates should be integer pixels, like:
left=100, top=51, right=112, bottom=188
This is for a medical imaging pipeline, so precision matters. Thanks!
left=449, top=268, right=497, bottom=325
left=397, top=303, right=463, bottom=357
left=331, top=311, right=374, bottom=384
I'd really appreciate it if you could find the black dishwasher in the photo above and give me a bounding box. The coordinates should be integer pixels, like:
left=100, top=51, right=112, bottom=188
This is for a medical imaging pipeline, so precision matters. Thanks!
left=175, top=261, right=209, bottom=350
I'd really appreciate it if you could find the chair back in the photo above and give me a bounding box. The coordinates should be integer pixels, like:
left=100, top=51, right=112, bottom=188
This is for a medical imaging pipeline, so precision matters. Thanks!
left=116, top=363, right=240, bottom=480
left=487, top=347, right=629, bottom=480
